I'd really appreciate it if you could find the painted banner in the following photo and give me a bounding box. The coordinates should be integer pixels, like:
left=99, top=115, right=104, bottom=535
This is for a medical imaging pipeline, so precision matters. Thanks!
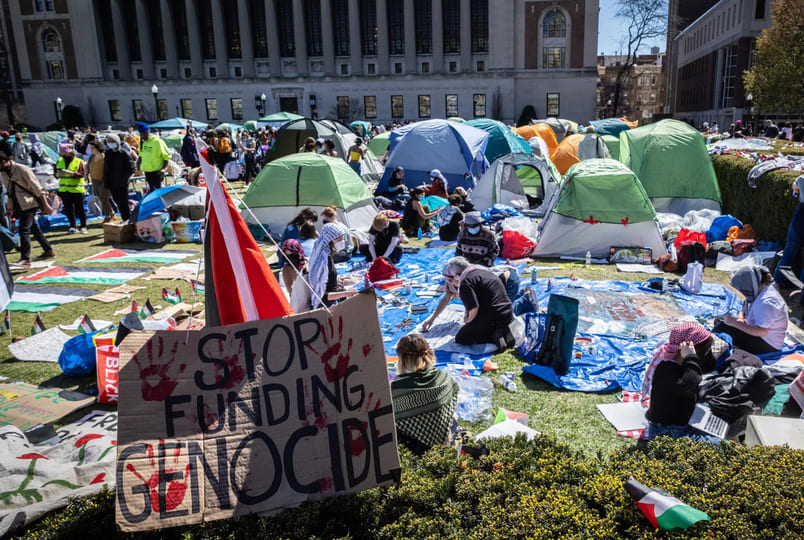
left=0, top=383, right=95, bottom=431
left=115, top=292, right=400, bottom=532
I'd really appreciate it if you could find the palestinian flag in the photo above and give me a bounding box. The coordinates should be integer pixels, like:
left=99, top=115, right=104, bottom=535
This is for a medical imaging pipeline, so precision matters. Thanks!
left=6, top=285, right=100, bottom=312
left=130, top=300, right=139, bottom=313
left=625, top=477, right=710, bottom=530
left=139, top=299, right=156, bottom=319
left=31, top=313, right=46, bottom=335
left=190, top=279, right=205, bottom=295
left=2, top=310, right=10, bottom=332
left=17, top=266, right=148, bottom=286
left=77, top=314, right=97, bottom=334
left=78, top=249, right=196, bottom=264
left=162, top=287, right=182, bottom=305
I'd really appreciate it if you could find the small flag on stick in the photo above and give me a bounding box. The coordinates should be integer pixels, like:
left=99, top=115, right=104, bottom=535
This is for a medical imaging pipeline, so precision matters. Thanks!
left=625, top=477, right=710, bottom=531
left=2, top=310, right=10, bottom=333
left=77, top=314, right=97, bottom=334
left=139, top=299, right=156, bottom=319
left=162, top=287, right=182, bottom=305
left=190, top=279, right=205, bottom=295
left=130, top=300, right=139, bottom=313
left=31, top=313, right=46, bottom=335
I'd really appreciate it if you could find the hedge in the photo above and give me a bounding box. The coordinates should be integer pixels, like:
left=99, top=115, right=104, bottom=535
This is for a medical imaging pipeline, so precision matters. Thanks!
left=712, top=154, right=800, bottom=244
left=17, top=436, right=804, bottom=539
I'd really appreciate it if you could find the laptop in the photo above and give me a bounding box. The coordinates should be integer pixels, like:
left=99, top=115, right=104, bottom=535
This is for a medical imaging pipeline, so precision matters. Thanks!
left=688, top=403, right=729, bottom=439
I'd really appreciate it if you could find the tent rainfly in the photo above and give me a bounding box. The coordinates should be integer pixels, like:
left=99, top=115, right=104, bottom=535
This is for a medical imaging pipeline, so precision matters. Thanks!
left=472, top=153, right=562, bottom=218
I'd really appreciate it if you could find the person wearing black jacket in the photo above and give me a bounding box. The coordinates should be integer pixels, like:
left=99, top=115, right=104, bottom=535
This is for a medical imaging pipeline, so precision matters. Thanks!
left=102, top=134, right=133, bottom=222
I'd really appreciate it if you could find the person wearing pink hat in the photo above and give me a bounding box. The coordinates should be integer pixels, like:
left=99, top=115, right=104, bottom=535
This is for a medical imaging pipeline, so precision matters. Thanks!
left=55, top=142, right=87, bottom=233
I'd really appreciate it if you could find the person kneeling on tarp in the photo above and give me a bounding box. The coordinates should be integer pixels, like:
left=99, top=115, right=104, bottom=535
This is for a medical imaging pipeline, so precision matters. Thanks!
left=424, top=257, right=517, bottom=352
left=391, top=334, right=459, bottom=455
left=714, top=265, right=788, bottom=355
left=643, top=323, right=721, bottom=443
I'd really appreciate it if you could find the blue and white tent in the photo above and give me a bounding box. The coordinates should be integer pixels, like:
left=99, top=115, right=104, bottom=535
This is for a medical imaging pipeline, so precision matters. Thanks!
left=376, top=119, right=489, bottom=193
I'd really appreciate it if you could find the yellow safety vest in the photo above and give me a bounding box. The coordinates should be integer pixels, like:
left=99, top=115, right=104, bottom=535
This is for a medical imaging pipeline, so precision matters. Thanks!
left=56, top=157, right=86, bottom=194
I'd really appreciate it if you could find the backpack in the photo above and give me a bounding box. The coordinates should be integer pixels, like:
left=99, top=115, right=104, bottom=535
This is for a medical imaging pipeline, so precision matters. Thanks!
left=367, top=256, right=399, bottom=283
left=534, top=294, right=579, bottom=376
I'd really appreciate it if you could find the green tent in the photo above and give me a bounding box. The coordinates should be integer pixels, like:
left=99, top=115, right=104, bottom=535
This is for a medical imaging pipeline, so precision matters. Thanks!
left=447, top=117, right=465, bottom=123
left=39, top=131, right=66, bottom=154
left=466, top=119, right=533, bottom=163
left=533, top=158, right=665, bottom=258
left=368, top=132, right=390, bottom=156
left=259, top=111, right=304, bottom=123
left=241, top=154, right=376, bottom=239
left=162, top=132, right=184, bottom=150
left=619, top=119, right=721, bottom=213
left=601, top=135, right=620, bottom=161
left=243, top=120, right=260, bottom=132
left=216, top=122, right=245, bottom=132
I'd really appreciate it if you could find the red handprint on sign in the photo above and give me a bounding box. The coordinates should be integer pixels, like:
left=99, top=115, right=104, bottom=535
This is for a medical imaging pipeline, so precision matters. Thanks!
left=306, top=316, right=353, bottom=383
left=125, top=439, right=190, bottom=514
left=132, top=337, right=186, bottom=401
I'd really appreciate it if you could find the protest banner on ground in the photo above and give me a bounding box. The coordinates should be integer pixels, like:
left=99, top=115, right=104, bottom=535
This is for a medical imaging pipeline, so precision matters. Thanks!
left=0, top=383, right=95, bottom=430
left=115, top=292, right=400, bottom=532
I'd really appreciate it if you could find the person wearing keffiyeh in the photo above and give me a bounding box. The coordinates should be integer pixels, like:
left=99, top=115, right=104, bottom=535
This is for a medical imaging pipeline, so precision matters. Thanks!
left=308, top=222, right=352, bottom=309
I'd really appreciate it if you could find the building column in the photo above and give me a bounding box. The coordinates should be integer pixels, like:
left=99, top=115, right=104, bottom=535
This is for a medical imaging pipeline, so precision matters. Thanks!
left=320, top=0, right=335, bottom=75
left=211, top=0, right=228, bottom=76
left=160, top=0, right=179, bottom=79
left=185, top=0, right=203, bottom=78
left=237, top=0, right=255, bottom=76
left=376, top=0, right=389, bottom=74
left=292, top=0, right=308, bottom=75
left=111, top=0, right=131, bottom=80
left=460, top=0, right=470, bottom=72
left=135, top=0, right=155, bottom=79
left=267, top=0, right=283, bottom=77
left=404, top=0, right=415, bottom=74
left=432, top=0, right=443, bottom=74
left=348, top=0, right=362, bottom=74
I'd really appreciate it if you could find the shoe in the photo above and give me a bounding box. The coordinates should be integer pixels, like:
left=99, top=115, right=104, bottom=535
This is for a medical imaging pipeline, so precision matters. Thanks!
left=68, top=227, right=77, bottom=234
left=80, top=227, right=88, bottom=234
left=13, top=259, right=30, bottom=269
left=34, top=250, right=55, bottom=261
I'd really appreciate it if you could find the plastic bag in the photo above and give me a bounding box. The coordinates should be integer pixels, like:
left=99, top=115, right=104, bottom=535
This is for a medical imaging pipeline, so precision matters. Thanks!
left=449, top=370, right=494, bottom=422
left=501, top=229, right=536, bottom=259
left=500, top=216, right=540, bottom=239
left=58, top=330, right=102, bottom=376
left=96, top=345, right=119, bottom=404
left=680, top=261, right=703, bottom=294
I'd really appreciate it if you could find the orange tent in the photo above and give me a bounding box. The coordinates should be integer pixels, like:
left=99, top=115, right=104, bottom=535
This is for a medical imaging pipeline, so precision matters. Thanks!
left=619, top=118, right=639, bottom=129
left=513, top=124, right=559, bottom=155
left=550, top=133, right=584, bottom=175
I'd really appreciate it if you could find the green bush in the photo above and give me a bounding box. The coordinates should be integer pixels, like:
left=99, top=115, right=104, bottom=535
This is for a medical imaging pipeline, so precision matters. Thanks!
left=17, top=437, right=804, bottom=539
left=712, top=154, right=800, bottom=244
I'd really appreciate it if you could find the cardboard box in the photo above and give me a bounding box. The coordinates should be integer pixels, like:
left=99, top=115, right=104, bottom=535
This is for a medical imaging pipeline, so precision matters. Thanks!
left=745, top=415, right=804, bottom=450
left=173, top=203, right=206, bottom=221
left=103, top=222, right=135, bottom=244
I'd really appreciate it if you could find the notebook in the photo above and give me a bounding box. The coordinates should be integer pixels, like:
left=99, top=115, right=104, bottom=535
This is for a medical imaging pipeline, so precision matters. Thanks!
left=688, top=403, right=729, bottom=439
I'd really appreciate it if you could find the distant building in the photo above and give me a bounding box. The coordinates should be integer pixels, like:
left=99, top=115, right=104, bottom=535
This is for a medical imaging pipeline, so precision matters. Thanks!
left=596, top=49, right=665, bottom=124
left=0, top=0, right=600, bottom=129
left=665, top=0, right=776, bottom=129
left=0, top=1, right=25, bottom=127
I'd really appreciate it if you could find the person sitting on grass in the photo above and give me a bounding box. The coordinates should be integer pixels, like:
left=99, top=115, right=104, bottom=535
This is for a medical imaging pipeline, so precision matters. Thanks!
left=391, top=333, right=459, bottom=455
left=367, top=213, right=402, bottom=264
left=456, top=211, right=499, bottom=267
left=436, top=195, right=464, bottom=242
left=400, top=187, right=439, bottom=237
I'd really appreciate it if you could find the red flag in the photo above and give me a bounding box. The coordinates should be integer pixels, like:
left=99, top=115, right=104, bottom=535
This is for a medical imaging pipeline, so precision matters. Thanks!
left=200, top=146, right=292, bottom=325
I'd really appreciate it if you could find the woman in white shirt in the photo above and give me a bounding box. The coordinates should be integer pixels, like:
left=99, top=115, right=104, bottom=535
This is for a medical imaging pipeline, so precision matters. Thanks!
left=715, top=265, right=788, bottom=354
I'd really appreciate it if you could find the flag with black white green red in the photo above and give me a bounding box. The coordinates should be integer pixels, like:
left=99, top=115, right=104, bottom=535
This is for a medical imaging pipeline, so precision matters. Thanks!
left=77, top=314, right=97, bottom=334
left=6, top=285, right=100, bottom=312
left=31, top=313, right=46, bottom=335
left=190, top=279, right=204, bottom=295
left=17, top=266, right=148, bottom=286
left=130, top=300, right=139, bottom=313
left=162, top=287, right=182, bottom=305
left=139, top=299, right=155, bottom=319
left=77, top=248, right=196, bottom=264
left=625, top=477, right=710, bottom=531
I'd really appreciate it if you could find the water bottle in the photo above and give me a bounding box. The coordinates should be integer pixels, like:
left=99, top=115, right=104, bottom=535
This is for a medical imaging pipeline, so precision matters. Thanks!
left=547, top=279, right=552, bottom=291
left=713, top=297, right=722, bottom=316
left=417, top=227, right=423, bottom=240
left=531, top=269, right=537, bottom=284
left=585, top=250, right=592, bottom=267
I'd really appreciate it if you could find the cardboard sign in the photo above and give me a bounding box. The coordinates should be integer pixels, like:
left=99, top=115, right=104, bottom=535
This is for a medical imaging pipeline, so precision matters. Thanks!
left=0, top=383, right=95, bottom=431
left=115, top=292, right=400, bottom=532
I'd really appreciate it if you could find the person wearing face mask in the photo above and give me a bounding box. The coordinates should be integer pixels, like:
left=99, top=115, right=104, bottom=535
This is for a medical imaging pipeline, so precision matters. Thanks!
left=54, top=142, right=87, bottom=234
left=713, top=265, right=788, bottom=354
left=0, top=151, right=54, bottom=267
left=400, top=187, right=439, bottom=237
left=456, top=211, right=499, bottom=267
left=103, top=134, right=134, bottom=222
left=367, top=213, right=402, bottom=264
left=308, top=222, right=357, bottom=308
left=320, top=206, right=353, bottom=262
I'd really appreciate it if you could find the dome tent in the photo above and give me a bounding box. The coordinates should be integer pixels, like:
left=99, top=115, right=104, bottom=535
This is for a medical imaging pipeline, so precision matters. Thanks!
left=532, top=159, right=665, bottom=259
left=368, top=131, right=391, bottom=156
left=376, top=119, right=489, bottom=193
left=466, top=118, right=533, bottom=163
left=269, top=118, right=350, bottom=162
left=472, top=153, right=562, bottom=218
left=619, top=119, right=721, bottom=214
left=241, top=154, right=377, bottom=239
left=513, top=123, right=559, bottom=155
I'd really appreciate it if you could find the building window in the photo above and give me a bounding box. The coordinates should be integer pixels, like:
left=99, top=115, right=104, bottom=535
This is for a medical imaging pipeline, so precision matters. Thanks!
left=171, top=0, right=191, bottom=60
left=231, top=98, right=243, bottom=120
left=421, top=62, right=430, bottom=73
left=147, top=0, right=166, bottom=61
left=394, top=62, right=403, bottom=74
left=755, top=0, right=765, bottom=19
left=249, top=0, right=269, bottom=57
left=97, top=1, right=117, bottom=62
left=332, top=0, right=350, bottom=56
left=209, top=67, right=217, bottom=78
left=388, top=0, right=405, bottom=55
left=391, top=95, right=404, bottom=118
left=367, top=63, right=376, bottom=74
left=360, top=1, right=378, bottom=55
left=721, top=44, right=737, bottom=108
left=340, top=63, right=349, bottom=75
left=448, top=61, right=457, bottom=73
left=364, top=96, right=377, bottom=118
left=108, top=100, right=122, bottom=122
left=415, top=0, right=432, bottom=54
left=543, top=47, right=565, bottom=68
left=543, top=10, right=567, bottom=37
left=234, top=66, right=242, bottom=77
left=184, top=67, right=192, bottom=78
left=35, top=0, right=54, bottom=12
left=206, top=99, right=218, bottom=121
left=112, top=69, right=120, bottom=80
left=473, top=94, right=486, bottom=117
left=42, top=30, right=60, bottom=54
left=470, top=0, right=488, bottom=53
left=133, top=100, right=145, bottom=121
left=136, top=68, right=144, bottom=79
left=304, top=0, right=323, bottom=56
left=198, top=0, right=216, bottom=59
left=546, top=93, right=560, bottom=116
left=41, top=29, right=65, bottom=80
left=223, top=1, right=242, bottom=59
left=275, top=0, right=295, bottom=57
left=418, top=95, right=431, bottom=118
left=337, top=96, right=350, bottom=121
left=445, top=94, right=458, bottom=117
left=160, top=68, right=168, bottom=78
left=181, top=99, right=193, bottom=118
left=443, top=0, right=460, bottom=53
left=157, top=99, right=169, bottom=121
left=476, top=60, right=485, bottom=72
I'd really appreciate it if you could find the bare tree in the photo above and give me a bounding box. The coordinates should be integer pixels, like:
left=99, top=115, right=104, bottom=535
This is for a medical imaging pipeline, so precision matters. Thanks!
left=612, top=0, right=666, bottom=117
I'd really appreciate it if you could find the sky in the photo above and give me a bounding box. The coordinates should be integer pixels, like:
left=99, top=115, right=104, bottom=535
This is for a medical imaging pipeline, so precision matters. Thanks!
left=597, top=0, right=668, bottom=56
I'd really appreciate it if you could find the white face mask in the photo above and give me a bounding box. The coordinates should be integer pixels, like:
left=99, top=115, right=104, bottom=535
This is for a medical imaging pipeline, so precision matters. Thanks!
left=107, top=143, right=118, bottom=150
left=467, top=226, right=480, bottom=235
left=333, top=239, right=346, bottom=252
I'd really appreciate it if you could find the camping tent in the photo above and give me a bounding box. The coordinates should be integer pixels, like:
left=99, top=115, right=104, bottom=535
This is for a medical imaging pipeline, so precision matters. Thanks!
left=368, top=132, right=391, bottom=156
left=216, top=122, right=245, bottom=132
left=376, top=119, right=489, bottom=192
left=601, top=135, right=620, bottom=160
left=513, top=124, right=559, bottom=155
left=241, top=154, right=377, bottom=238
left=472, top=153, right=562, bottom=217
left=350, top=121, right=371, bottom=136
left=447, top=117, right=465, bottom=123
left=619, top=119, right=722, bottom=213
left=269, top=118, right=350, bottom=162
left=550, top=134, right=584, bottom=175
left=534, top=118, right=568, bottom=142
left=533, top=159, right=666, bottom=258
left=149, top=117, right=193, bottom=130
left=162, top=132, right=184, bottom=150
left=466, top=119, right=533, bottom=163
left=259, top=111, right=303, bottom=123
left=590, top=118, right=633, bottom=138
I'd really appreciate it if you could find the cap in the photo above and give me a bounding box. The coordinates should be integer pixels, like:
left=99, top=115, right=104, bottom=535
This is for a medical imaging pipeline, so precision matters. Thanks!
left=464, top=211, right=484, bottom=226
left=106, top=134, right=121, bottom=144
left=136, top=122, right=150, bottom=133
left=315, top=138, right=325, bottom=145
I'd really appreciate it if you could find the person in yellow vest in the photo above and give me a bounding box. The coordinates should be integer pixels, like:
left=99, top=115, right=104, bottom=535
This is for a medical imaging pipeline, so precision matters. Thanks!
left=54, top=142, right=87, bottom=234
left=135, top=122, right=171, bottom=193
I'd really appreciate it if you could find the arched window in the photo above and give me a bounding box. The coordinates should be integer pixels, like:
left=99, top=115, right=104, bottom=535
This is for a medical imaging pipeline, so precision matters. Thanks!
left=543, top=11, right=566, bottom=38
left=42, top=30, right=61, bottom=53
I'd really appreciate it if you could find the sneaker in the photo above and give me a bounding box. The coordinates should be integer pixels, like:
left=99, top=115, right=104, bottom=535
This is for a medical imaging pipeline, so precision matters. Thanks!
left=34, top=250, right=55, bottom=261
left=80, top=227, right=88, bottom=234
left=68, top=227, right=77, bottom=234
left=13, top=259, right=31, bottom=269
